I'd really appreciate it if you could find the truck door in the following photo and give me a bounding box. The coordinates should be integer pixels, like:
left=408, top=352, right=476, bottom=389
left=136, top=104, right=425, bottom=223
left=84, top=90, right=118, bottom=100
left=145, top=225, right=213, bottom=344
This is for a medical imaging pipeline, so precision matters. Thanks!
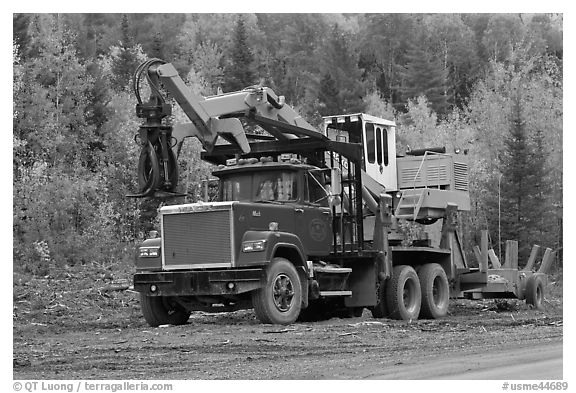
left=294, top=170, right=332, bottom=256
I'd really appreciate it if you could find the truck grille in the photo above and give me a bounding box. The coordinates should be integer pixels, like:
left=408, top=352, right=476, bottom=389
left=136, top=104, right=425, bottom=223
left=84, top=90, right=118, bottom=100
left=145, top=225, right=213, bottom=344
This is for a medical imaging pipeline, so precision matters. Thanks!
left=162, top=209, right=233, bottom=269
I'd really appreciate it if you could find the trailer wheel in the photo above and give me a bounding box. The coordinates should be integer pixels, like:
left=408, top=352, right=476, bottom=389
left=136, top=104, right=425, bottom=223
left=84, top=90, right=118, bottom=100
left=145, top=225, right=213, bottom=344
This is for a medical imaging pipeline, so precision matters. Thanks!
left=370, top=279, right=389, bottom=318
left=418, top=263, right=449, bottom=319
left=252, top=258, right=302, bottom=325
left=140, top=294, right=190, bottom=327
left=386, top=265, right=421, bottom=321
left=525, top=273, right=546, bottom=310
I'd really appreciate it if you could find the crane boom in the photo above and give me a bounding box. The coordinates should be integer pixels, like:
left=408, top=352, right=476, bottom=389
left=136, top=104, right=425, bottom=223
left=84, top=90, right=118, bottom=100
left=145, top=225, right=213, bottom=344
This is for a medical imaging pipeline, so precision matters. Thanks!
left=130, top=59, right=325, bottom=197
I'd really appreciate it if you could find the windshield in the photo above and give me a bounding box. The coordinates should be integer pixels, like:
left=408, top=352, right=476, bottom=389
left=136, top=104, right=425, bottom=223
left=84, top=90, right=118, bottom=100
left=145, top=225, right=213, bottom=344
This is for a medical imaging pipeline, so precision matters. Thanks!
left=254, top=171, right=298, bottom=202
left=221, top=174, right=252, bottom=202
left=220, top=170, right=299, bottom=203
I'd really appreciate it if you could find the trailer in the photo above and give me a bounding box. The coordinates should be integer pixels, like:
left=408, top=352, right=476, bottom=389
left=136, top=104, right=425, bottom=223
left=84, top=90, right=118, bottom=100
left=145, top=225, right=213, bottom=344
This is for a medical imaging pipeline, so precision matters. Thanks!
left=129, top=59, right=553, bottom=326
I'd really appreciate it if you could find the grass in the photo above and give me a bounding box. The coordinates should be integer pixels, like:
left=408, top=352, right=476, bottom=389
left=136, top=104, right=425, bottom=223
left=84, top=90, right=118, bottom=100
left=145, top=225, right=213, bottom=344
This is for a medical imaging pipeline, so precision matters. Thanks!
left=13, top=258, right=563, bottom=335
left=13, top=256, right=146, bottom=335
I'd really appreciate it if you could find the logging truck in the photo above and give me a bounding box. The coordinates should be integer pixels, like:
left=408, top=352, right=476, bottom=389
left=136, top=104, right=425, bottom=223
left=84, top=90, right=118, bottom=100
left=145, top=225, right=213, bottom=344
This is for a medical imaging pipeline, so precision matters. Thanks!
left=129, top=59, right=553, bottom=326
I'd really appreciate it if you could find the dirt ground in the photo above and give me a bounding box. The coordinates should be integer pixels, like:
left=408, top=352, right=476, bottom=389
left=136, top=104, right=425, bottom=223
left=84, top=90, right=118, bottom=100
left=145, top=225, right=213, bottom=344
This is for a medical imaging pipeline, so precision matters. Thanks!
left=13, top=266, right=563, bottom=380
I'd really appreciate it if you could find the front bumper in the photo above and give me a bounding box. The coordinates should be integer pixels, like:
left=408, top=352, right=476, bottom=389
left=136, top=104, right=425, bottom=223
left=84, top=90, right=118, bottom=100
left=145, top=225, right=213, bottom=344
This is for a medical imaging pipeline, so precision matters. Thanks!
left=133, top=268, right=265, bottom=297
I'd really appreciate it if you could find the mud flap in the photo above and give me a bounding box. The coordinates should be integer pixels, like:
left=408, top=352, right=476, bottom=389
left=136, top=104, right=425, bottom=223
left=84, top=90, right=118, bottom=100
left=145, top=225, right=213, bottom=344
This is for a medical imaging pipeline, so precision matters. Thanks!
left=298, top=268, right=309, bottom=309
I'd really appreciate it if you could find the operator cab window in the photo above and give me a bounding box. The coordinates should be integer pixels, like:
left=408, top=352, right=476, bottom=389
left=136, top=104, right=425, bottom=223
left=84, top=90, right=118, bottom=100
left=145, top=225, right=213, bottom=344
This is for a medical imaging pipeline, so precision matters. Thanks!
left=365, top=123, right=376, bottom=164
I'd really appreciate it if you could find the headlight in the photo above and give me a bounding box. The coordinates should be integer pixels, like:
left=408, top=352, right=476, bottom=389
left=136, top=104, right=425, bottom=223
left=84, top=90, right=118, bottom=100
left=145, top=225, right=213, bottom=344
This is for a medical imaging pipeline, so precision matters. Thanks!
left=139, top=246, right=160, bottom=258
left=242, top=240, right=267, bottom=253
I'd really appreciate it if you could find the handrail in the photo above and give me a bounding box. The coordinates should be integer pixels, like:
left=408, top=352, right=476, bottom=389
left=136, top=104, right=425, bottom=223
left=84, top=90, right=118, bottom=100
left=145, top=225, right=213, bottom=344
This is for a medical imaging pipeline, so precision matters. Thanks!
left=411, top=150, right=450, bottom=189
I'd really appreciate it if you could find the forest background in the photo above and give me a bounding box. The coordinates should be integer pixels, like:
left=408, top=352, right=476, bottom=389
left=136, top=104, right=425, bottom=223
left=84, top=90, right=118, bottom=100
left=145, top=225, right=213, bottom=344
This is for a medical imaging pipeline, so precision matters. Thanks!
left=12, top=13, right=563, bottom=276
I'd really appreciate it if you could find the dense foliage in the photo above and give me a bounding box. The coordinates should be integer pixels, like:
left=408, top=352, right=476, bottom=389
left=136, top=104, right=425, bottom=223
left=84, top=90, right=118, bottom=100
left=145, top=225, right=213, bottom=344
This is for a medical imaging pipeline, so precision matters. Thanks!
left=13, top=13, right=562, bottom=273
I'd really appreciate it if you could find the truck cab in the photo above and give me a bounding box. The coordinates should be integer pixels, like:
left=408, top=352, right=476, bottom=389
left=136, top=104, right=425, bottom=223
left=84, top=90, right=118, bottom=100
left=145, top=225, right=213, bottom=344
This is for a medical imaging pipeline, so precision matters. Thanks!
left=134, top=155, right=340, bottom=325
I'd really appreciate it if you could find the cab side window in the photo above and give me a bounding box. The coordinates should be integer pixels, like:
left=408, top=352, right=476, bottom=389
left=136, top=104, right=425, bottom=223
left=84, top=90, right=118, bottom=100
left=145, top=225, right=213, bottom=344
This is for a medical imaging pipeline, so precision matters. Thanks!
left=306, top=171, right=328, bottom=207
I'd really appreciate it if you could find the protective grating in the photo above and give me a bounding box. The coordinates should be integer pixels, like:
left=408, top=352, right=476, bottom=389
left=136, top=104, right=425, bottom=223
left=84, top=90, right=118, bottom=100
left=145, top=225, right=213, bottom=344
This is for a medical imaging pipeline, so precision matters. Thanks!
left=162, top=209, right=232, bottom=268
left=454, top=162, right=469, bottom=191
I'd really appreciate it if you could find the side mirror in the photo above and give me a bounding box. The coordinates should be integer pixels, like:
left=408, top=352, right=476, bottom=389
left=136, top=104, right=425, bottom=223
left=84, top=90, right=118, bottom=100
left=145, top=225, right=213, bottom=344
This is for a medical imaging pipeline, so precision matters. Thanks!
left=329, top=168, right=342, bottom=208
left=330, top=168, right=342, bottom=196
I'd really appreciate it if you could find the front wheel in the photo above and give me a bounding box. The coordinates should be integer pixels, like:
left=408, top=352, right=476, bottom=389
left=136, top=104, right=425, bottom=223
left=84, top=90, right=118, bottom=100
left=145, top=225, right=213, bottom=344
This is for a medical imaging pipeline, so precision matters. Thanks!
left=386, top=265, right=422, bottom=321
left=140, top=294, right=190, bottom=327
left=252, top=258, right=302, bottom=325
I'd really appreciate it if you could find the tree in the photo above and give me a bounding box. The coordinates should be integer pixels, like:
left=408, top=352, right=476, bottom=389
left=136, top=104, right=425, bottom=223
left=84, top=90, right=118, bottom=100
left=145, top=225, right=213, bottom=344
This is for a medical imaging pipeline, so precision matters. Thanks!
left=497, top=91, right=549, bottom=261
left=359, top=14, right=417, bottom=107
left=363, top=90, right=396, bottom=121
left=316, top=24, right=366, bottom=116
left=15, top=15, right=95, bottom=166
left=185, top=42, right=224, bottom=96
left=223, top=15, right=256, bottom=91
left=128, top=14, right=186, bottom=62
left=482, top=14, right=526, bottom=63
left=13, top=15, right=122, bottom=271
left=422, top=14, right=480, bottom=109
left=401, top=38, right=449, bottom=117
left=13, top=14, right=31, bottom=57
left=255, top=14, right=329, bottom=105
left=151, top=31, right=164, bottom=59
left=317, top=73, right=340, bottom=116
left=110, top=15, right=141, bottom=92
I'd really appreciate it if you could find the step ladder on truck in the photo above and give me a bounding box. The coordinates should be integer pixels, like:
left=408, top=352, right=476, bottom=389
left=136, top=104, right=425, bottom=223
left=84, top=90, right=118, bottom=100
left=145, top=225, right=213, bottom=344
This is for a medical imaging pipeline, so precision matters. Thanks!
left=129, top=59, right=553, bottom=326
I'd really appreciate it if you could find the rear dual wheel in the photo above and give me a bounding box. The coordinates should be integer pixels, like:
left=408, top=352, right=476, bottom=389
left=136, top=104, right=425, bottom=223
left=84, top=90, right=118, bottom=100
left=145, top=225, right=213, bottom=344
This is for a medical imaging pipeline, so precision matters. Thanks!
left=386, top=265, right=422, bottom=321
left=418, top=263, right=449, bottom=319
left=374, top=263, right=449, bottom=321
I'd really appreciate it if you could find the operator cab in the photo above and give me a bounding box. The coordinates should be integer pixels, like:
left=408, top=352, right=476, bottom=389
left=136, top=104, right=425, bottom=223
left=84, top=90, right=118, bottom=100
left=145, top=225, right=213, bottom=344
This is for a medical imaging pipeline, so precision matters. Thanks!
left=323, top=113, right=397, bottom=191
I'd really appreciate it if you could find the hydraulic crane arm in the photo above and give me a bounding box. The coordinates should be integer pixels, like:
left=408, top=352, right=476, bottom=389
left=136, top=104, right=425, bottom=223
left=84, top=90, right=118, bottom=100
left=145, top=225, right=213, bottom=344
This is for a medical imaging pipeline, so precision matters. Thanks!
left=147, top=61, right=318, bottom=153
left=130, top=59, right=322, bottom=198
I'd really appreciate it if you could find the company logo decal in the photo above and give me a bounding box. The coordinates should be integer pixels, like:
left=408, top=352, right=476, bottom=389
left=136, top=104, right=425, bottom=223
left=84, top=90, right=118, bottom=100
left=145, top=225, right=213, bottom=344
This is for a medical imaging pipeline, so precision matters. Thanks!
left=309, top=218, right=327, bottom=242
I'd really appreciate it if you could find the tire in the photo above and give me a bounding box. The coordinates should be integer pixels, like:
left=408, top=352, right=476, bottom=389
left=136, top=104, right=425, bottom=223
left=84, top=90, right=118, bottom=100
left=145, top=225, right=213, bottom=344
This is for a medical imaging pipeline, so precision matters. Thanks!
left=525, top=273, right=546, bottom=310
left=386, top=265, right=422, bottom=321
left=418, top=263, right=449, bottom=319
left=370, top=279, right=389, bottom=318
left=140, top=294, right=190, bottom=327
left=252, top=258, right=302, bottom=325
left=138, top=141, right=161, bottom=196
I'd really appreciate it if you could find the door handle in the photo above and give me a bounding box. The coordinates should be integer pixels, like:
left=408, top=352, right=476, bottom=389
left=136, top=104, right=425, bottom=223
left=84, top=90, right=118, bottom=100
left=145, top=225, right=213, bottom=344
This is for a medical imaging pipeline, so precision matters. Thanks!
left=294, top=208, right=304, bottom=213
left=322, top=211, right=331, bottom=215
